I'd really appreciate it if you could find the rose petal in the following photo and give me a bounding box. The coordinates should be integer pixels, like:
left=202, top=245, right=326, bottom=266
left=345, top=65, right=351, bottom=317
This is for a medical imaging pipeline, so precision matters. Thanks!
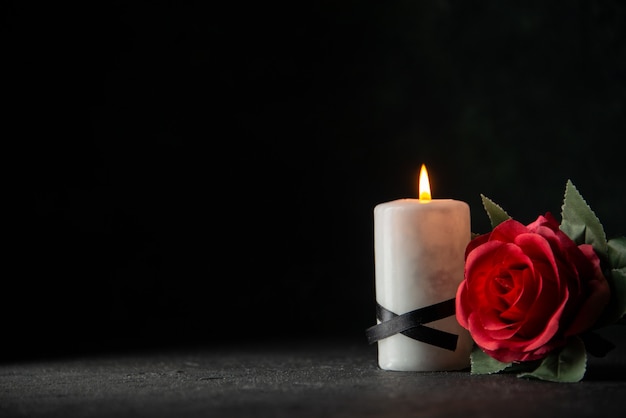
left=455, top=281, right=470, bottom=329
left=564, top=244, right=610, bottom=336
left=489, top=219, right=529, bottom=244
left=465, top=241, right=508, bottom=281
left=465, top=232, right=490, bottom=258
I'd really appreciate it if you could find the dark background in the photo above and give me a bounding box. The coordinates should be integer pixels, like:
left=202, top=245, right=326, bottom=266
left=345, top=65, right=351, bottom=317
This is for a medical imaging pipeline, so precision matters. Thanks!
left=6, top=1, right=626, bottom=358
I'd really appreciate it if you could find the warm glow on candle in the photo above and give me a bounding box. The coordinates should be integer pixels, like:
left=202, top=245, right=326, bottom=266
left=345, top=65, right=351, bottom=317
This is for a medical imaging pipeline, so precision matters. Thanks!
left=419, top=164, right=431, bottom=201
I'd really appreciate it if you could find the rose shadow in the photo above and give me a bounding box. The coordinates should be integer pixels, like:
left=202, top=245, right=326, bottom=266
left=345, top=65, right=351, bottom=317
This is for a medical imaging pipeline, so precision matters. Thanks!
left=584, top=364, right=626, bottom=382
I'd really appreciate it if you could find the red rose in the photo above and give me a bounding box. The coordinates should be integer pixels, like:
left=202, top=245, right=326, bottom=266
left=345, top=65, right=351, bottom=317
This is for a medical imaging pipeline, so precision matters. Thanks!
left=456, top=213, right=610, bottom=363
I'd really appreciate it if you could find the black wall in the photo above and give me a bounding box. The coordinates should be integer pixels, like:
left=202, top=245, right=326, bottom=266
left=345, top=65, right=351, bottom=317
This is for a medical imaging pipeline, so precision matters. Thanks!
left=6, top=1, right=626, bottom=358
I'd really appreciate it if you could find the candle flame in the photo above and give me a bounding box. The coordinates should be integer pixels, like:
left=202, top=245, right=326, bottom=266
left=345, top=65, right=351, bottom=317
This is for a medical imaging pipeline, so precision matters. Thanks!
left=419, top=164, right=431, bottom=201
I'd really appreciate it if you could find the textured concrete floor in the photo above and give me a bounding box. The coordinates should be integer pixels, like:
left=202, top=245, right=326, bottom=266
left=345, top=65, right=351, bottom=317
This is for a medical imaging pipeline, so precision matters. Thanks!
left=1, top=328, right=626, bottom=418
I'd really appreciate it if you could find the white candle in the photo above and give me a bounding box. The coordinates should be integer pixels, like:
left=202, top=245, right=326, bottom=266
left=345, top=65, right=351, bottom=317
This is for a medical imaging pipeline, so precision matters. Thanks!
left=372, top=165, right=473, bottom=371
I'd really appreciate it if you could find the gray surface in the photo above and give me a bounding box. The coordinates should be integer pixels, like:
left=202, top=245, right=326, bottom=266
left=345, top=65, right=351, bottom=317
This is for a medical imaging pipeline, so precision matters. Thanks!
left=1, top=328, right=626, bottom=418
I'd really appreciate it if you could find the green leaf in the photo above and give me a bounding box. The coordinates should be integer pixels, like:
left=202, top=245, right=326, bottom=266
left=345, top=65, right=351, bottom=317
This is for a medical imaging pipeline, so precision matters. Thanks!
left=608, top=237, right=626, bottom=270
left=518, top=337, right=587, bottom=383
left=470, top=345, right=511, bottom=374
left=481, top=194, right=511, bottom=229
left=560, top=180, right=608, bottom=259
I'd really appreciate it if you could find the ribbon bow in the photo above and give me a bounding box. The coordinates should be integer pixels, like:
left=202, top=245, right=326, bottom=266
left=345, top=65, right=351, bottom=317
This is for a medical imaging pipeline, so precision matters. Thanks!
left=365, top=298, right=458, bottom=351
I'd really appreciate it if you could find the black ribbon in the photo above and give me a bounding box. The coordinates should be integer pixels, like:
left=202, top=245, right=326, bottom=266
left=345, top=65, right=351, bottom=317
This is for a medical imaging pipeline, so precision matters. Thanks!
left=365, top=298, right=458, bottom=351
